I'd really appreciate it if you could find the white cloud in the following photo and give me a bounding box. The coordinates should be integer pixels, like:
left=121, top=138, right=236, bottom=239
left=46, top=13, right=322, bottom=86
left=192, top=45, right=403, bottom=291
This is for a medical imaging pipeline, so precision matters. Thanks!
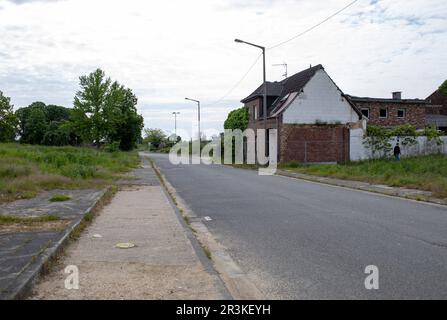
left=0, top=0, right=446, bottom=139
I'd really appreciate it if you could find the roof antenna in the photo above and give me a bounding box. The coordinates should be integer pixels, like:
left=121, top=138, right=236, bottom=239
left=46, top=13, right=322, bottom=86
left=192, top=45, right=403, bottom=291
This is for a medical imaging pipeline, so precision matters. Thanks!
left=273, top=63, right=288, bottom=78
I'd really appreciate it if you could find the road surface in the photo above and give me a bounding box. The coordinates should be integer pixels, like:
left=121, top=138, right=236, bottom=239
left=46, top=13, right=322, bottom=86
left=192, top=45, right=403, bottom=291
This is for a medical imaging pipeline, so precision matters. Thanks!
left=148, top=153, right=447, bottom=299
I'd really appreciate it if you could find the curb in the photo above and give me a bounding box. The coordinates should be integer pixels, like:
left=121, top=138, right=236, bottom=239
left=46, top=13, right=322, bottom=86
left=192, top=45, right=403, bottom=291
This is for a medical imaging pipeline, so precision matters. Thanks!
left=276, top=170, right=447, bottom=207
left=1, top=188, right=112, bottom=300
left=224, top=165, right=447, bottom=207
left=148, top=158, right=265, bottom=300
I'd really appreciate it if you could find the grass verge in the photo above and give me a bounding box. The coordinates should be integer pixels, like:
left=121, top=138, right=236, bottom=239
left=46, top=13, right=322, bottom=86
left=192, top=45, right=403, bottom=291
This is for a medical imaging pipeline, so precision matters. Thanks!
left=0, top=143, right=139, bottom=203
left=0, top=214, right=59, bottom=225
left=280, top=155, right=447, bottom=198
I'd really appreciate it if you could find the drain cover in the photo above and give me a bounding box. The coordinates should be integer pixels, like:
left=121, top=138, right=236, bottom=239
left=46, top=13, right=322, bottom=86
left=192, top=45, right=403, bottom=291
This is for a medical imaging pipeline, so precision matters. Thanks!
left=115, top=242, right=136, bottom=249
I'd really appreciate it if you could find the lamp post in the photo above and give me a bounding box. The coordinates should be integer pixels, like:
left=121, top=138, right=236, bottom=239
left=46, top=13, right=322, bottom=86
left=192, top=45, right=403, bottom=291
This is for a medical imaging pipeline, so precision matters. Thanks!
left=172, top=112, right=180, bottom=139
left=185, top=98, right=201, bottom=148
left=235, top=39, right=267, bottom=132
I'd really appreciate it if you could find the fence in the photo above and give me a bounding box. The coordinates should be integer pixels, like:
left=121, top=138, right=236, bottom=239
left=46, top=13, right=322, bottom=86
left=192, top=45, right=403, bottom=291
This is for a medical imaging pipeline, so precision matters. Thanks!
left=350, top=128, right=447, bottom=161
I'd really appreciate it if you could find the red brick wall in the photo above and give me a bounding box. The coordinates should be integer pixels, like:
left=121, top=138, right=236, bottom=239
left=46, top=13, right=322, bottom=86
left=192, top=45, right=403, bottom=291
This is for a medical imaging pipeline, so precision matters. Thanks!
left=354, top=101, right=426, bottom=128
left=279, top=124, right=349, bottom=163
left=428, top=90, right=447, bottom=115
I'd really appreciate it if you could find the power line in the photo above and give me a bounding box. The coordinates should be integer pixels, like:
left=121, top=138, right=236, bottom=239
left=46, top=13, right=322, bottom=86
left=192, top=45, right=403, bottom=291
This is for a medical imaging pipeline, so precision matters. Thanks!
left=268, top=0, right=359, bottom=50
left=205, top=53, right=262, bottom=106
left=205, top=0, right=359, bottom=107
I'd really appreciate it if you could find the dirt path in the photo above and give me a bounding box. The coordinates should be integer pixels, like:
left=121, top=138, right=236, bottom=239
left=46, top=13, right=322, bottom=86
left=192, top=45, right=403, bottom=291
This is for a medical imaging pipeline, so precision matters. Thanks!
left=30, top=184, right=228, bottom=300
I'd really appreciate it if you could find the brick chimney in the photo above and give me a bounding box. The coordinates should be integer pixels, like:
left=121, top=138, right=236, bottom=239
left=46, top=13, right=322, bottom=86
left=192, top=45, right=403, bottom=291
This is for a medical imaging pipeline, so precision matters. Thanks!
left=392, top=92, right=402, bottom=100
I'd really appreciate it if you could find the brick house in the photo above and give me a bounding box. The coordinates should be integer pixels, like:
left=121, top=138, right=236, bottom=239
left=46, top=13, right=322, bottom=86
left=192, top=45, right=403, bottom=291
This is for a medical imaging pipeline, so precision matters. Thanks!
left=242, top=64, right=362, bottom=163
left=345, top=93, right=428, bottom=129
left=426, top=89, right=447, bottom=132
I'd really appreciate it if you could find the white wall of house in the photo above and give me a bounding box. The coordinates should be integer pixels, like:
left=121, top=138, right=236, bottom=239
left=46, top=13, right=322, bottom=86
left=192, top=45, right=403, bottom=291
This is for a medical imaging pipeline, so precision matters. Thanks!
left=350, top=128, right=447, bottom=161
left=282, top=69, right=359, bottom=124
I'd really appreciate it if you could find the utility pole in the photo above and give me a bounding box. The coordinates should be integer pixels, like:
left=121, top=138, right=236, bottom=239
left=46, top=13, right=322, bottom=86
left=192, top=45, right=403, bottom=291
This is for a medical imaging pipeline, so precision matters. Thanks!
left=185, top=98, right=201, bottom=149
left=234, top=39, right=267, bottom=133
left=172, top=112, right=180, bottom=138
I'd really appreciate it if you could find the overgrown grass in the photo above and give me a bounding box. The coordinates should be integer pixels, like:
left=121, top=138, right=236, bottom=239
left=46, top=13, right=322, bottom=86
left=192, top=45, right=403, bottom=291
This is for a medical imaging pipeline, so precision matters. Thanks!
left=0, top=214, right=60, bottom=225
left=0, top=143, right=139, bottom=203
left=280, top=155, right=447, bottom=198
left=49, top=194, right=71, bottom=202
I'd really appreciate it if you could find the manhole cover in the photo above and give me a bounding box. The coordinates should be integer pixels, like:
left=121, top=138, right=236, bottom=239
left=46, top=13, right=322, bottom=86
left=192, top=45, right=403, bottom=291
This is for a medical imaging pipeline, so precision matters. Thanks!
left=115, top=242, right=136, bottom=249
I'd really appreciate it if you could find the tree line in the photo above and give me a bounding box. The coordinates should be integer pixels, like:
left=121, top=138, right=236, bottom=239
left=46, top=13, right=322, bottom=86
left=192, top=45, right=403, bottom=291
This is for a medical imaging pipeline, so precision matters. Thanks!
left=0, top=69, right=144, bottom=151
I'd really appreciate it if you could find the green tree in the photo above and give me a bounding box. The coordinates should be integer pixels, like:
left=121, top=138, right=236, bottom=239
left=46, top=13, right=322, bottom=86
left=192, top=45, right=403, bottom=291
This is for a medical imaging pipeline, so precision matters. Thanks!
left=439, top=80, right=447, bottom=96
left=224, top=107, right=249, bottom=131
left=71, top=69, right=143, bottom=150
left=16, top=102, right=73, bottom=146
left=16, top=102, right=48, bottom=144
left=46, top=104, right=71, bottom=123
left=0, top=91, right=17, bottom=142
left=143, top=128, right=167, bottom=149
left=42, top=121, right=70, bottom=146
left=105, top=83, right=144, bottom=151
left=72, top=69, right=111, bottom=147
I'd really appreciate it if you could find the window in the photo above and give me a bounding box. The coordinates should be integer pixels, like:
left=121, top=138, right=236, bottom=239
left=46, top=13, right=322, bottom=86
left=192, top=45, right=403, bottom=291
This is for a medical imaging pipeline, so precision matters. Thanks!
left=397, top=109, right=406, bottom=118
left=379, top=108, right=388, bottom=119
left=254, top=106, right=258, bottom=120
left=361, top=108, right=370, bottom=119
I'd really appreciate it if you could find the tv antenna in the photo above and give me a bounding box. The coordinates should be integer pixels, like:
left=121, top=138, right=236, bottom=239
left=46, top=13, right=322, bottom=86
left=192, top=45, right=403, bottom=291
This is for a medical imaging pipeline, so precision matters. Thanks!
left=273, top=63, right=288, bottom=78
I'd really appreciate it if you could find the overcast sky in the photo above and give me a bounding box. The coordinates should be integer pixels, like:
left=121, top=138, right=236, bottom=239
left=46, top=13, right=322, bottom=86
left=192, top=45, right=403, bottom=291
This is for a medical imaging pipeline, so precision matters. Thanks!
left=0, top=0, right=446, bottom=139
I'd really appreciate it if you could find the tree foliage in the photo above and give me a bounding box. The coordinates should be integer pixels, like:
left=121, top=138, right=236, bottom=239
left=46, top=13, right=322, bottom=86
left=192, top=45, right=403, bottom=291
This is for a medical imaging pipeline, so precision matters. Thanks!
left=0, top=91, right=17, bottom=142
left=15, top=102, right=74, bottom=146
left=363, top=125, right=444, bottom=158
left=224, top=107, right=249, bottom=131
left=143, top=128, right=168, bottom=149
left=71, top=69, right=143, bottom=150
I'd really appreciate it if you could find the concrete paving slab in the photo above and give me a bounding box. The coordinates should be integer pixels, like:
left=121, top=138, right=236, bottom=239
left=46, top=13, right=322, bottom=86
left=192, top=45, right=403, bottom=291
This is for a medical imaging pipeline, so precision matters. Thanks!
left=0, top=189, right=106, bottom=300
left=30, top=185, right=229, bottom=299
left=0, top=189, right=104, bottom=220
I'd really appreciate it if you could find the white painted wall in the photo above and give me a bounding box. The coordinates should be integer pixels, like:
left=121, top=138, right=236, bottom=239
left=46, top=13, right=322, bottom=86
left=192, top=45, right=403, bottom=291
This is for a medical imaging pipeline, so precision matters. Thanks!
left=282, top=69, right=359, bottom=124
left=350, top=128, right=447, bottom=161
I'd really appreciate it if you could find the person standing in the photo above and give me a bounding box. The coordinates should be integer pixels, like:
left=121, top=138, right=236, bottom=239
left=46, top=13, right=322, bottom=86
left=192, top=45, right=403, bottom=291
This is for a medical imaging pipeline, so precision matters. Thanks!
left=394, top=143, right=401, bottom=161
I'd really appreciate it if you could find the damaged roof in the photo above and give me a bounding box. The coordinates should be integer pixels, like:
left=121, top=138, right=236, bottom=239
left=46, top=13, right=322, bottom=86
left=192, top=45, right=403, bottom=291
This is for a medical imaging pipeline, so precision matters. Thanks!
left=241, top=64, right=324, bottom=103
left=346, top=95, right=429, bottom=105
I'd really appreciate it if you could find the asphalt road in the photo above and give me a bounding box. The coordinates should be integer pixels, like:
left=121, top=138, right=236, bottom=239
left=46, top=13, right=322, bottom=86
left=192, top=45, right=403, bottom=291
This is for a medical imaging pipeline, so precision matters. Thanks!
left=148, top=153, right=447, bottom=299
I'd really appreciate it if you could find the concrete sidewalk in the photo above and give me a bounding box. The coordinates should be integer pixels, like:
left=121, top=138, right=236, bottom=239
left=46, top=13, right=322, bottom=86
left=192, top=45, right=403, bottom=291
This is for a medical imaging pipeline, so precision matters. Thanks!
left=30, top=165, right=229, bottom=299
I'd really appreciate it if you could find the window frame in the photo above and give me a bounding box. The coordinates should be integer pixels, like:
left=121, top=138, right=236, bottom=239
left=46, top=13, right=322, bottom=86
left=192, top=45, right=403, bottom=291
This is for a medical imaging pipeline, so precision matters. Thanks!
left=397, top=108, right=406, bottom=119
left=379, top=108, right=388, bottom=119
left=360, top=108, right=370, bottom=119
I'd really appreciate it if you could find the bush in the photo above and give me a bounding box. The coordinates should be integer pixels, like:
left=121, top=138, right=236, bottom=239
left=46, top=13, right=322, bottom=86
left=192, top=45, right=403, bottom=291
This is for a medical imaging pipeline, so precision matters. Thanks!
left=363, top=125, right=444, bottom=158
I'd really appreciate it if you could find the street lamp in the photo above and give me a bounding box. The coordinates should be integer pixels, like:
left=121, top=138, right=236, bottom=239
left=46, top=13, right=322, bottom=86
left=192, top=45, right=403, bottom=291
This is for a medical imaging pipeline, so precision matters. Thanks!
left=234, top=38, right=267, bottom=132
left=185, top=98, right=201, bottom=148
left=172, top=112, right=180, bottom=139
